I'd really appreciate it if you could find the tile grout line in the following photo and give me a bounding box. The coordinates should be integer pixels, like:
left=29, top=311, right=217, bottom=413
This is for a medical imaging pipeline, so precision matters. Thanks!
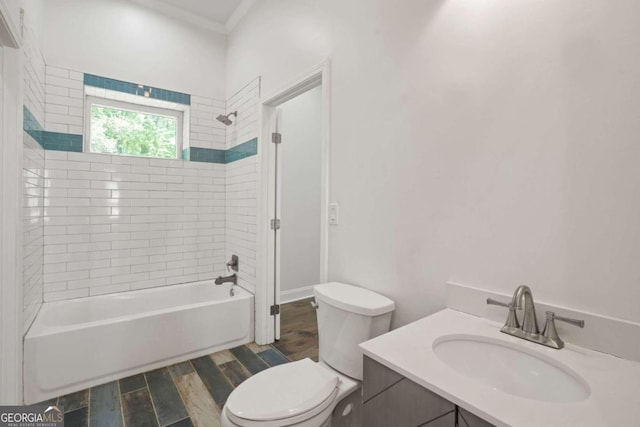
left=120, top=386, right=147, bottom=396
left=167, top=416, right=190, bottom=427
left=217, top=358, right=250, bottom=388
left=214, top=364, right=236, bottom=411
left=117, top=380, right=125, bottom=427
left=143, top=373, right=162, bottom=427
left=204, top=348, right=242, bottom=411
left=267, top=344, right=292, bottom=362
left=167, top=369, right=192, bottom=427
left=186, top=358, right=224, bottom=417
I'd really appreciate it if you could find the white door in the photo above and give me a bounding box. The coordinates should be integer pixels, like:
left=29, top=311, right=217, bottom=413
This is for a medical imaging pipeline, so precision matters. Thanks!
left=271, top=109, right=283, bottom=339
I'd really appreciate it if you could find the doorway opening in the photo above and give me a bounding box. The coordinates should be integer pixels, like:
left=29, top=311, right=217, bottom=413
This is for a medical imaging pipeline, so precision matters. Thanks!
left=256, top=61, right=330, bottom=346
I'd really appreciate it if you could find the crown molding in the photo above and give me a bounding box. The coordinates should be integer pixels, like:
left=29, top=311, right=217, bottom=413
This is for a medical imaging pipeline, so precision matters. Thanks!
left=225, top=0, right=256, bottom=33
left=0, top=0, right=22, bottom=47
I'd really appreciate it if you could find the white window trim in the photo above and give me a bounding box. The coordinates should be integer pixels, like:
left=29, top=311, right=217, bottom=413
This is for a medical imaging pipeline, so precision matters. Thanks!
left=84, top=95, right=185, bottom=159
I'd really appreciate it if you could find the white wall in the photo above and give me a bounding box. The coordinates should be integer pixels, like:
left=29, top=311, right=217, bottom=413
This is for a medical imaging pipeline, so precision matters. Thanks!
left=3, top=1, right=45, bottom=44
left=227, top=0, right=640, bottom=327
left=41, top=0, right=227, bottom=99
left=279, top=86, right=322, bottom=293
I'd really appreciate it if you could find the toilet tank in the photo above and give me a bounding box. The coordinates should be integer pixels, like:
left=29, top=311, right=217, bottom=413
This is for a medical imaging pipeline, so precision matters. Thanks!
left=314, top=282, right=395, bottom=380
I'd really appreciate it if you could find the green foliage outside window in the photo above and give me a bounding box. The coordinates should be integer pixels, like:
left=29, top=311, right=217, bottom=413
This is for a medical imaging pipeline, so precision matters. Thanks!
left=90, top=105, right=178, bottom=159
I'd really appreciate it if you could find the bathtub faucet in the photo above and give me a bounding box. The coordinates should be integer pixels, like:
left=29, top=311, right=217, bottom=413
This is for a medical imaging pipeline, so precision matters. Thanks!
left=215, top=273, right=237, bottom=286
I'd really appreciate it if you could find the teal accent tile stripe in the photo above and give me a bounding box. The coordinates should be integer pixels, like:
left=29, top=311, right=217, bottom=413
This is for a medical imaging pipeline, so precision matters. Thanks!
left=182, top=138, right=258, bottom=164
left=225, top=138, right=258, bottom=163
left=42, top=132, right=83, bottom=152
left=84, top=73, right=191, bottom=105
left=25, top=103, right=253, bottom=159
left=24, top=105, right=83, bottom=152
left=23, top=106, right=45, bottom=147
left=189, top=147, right=226, bottom=164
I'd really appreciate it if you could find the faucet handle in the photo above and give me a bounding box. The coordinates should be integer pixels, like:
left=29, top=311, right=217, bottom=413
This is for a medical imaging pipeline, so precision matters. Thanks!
left=553, top=313, right=585, bottom=328
left=226, top=255, right=239, bottom=272
left=486, top=298, right=510, bottom=308
left=542, top=311, right=584, bottom=349
left=486, top=298, right=520, bottom=329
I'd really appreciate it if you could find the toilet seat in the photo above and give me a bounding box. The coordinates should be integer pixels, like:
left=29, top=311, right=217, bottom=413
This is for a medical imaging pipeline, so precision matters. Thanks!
left=225, top=358, right=340, bottom=427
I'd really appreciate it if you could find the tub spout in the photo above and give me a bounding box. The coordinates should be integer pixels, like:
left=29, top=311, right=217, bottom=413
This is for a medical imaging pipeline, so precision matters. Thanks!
left=215, top=274, right=237, bottom=285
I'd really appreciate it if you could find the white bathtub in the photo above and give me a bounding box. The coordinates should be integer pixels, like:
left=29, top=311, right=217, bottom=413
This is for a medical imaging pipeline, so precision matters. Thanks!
left=24, top=280, right=253, bottom=404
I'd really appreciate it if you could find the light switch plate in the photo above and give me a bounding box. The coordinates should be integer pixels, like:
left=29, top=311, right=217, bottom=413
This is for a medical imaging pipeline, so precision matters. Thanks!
left=329, top=203, right=339, bottom=225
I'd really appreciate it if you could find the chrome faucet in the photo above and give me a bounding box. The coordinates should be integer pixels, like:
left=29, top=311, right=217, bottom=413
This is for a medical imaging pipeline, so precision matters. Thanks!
left=487, top=285, right=584, bottom=350
left=215, top=273, right=237, bottom=286
left=510, top=285, right=539, bottom=334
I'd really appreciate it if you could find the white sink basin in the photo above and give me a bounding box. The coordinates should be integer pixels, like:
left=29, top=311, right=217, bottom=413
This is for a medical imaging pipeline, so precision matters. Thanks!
left=433, top=334, right=591, bottom=403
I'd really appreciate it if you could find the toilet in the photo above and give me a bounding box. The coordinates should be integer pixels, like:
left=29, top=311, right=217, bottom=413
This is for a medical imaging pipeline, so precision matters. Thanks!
left=221, top=282, right=395, bottom=427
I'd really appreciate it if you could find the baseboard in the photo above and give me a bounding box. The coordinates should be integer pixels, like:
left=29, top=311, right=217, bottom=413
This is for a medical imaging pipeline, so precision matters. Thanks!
left=280, top=285, right=315, bottom=304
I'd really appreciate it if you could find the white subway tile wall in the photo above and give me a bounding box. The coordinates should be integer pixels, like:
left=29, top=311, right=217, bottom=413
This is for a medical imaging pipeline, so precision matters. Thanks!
left=44, top=65, right=84, bottom=134
left=226, top=78, right=260, bottom=148
left=190, top=95, right=227, bottom=150
left=23, top=25, right=46, bottom=333
left=226, top=158, right=258, bottom=292
left=42, top=151, right=227, bottom=301
left=225, top=78, right=260, bottom=292
left=23, top=27, right=45, bottom=126
left=23, top=136, right=45, bottom=332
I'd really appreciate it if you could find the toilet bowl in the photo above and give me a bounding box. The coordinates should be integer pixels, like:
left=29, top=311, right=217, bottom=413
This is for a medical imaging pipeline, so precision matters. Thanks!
left=221, top=282, right=395, bottom=427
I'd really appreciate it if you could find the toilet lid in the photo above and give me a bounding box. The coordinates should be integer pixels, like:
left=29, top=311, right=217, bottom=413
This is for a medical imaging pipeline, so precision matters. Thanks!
left=225, top=358, right=340, bottom=424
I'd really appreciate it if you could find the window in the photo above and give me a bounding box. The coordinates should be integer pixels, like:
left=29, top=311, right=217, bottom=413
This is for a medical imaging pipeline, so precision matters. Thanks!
left=86, top=97, right=183, bottom=159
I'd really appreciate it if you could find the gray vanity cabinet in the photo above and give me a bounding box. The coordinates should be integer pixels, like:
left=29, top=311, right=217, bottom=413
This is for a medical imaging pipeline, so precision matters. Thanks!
left=362, top=356, right=494, bottom=427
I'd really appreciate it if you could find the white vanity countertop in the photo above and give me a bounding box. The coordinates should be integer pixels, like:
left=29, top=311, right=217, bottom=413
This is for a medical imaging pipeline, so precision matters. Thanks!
left=359, top=309, right=640, bottom=427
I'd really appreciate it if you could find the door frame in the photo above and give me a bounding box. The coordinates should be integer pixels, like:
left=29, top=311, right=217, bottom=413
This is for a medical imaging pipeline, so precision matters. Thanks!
left=254, top=60, right=331, bottom=344
left=0, top=2, right=24, bottom=404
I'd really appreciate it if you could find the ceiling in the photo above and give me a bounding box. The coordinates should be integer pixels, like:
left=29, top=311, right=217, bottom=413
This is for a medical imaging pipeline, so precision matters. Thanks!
left=162, top=0, right=243, bottom=25
left=131, top=0, right=253, bottom=33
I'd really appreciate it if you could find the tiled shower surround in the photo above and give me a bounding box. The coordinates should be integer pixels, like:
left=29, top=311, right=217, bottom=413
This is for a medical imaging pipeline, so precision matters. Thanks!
left=31, top=66, right=261, bottom=303
left=225, top=79, right=260, bottom=293
left=22, top=23, right=46, bottom=333
left=23, top=134, right=45, bottom=330
left=43, top=152, right=227, bottom=301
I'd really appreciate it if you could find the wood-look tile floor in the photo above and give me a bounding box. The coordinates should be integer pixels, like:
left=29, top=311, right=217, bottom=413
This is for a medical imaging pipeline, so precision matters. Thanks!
left=43, top=299, right=318, bottom=427
left=273, top=298, right=319, bottom=362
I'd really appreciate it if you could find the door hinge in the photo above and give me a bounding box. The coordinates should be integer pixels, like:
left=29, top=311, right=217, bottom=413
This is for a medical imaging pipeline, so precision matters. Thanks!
left=270, top=304, right=280, bottom=315
left=272, top=132, right=282, bottom=144
left=270, top=219, right=281, bottom=230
